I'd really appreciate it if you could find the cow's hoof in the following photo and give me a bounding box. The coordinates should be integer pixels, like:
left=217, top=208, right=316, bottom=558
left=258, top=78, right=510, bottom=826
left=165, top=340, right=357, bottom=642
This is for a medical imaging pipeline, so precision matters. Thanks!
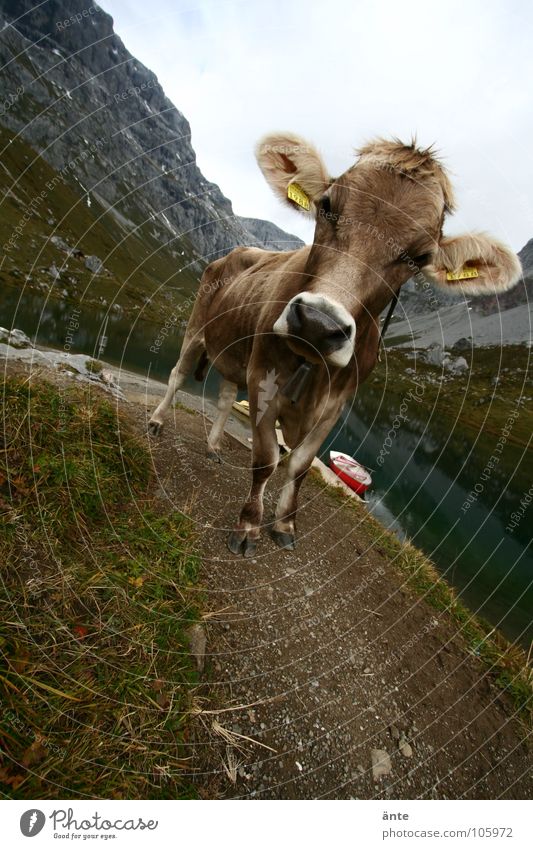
left=207, top=449, right=222, bottom=464
left=227, top=530, right=258, bottom=558
left=271, top=529, right=296, bottom=550
left=148, top=419, right=163, bottom=437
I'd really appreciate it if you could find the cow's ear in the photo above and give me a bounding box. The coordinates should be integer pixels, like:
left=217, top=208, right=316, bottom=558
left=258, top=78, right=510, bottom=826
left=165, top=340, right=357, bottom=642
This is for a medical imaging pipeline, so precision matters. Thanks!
left=255, top=133, right=330, bottom=216
left=422, top=232, right=522, bottom=295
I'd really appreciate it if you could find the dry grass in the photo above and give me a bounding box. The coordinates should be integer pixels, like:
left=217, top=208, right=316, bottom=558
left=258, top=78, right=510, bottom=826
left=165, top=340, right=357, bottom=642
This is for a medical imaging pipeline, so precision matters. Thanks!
left=0, top=375, right=202, bottom=798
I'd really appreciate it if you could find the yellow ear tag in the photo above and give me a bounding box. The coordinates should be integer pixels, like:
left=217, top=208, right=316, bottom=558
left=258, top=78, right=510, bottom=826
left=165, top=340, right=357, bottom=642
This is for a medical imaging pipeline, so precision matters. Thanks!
left=446, top=267, right=479, bottom=281
left=287, top=182, right=310, bottom=210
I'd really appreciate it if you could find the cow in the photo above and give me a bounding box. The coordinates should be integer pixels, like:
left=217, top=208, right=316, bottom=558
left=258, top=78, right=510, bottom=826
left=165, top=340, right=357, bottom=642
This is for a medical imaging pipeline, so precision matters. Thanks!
left=148, top=133, right=521, bottom=556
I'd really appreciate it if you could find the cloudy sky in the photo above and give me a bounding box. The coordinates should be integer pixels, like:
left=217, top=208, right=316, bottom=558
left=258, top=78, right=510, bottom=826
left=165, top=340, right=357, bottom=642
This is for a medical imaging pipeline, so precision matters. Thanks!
left=103, top=0, right=532, bottom=250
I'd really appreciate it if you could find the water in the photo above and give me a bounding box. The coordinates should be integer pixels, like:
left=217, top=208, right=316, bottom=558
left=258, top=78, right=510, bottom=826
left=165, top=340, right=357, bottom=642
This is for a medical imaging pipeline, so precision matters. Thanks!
left=323, top=399, right=532, bottom=646
left=2, top=286, right=532, bottom=646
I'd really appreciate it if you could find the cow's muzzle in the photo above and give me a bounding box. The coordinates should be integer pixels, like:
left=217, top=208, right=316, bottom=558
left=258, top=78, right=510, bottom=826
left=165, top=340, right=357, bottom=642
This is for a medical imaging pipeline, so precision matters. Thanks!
left=273, top=293, right=355, bottom=368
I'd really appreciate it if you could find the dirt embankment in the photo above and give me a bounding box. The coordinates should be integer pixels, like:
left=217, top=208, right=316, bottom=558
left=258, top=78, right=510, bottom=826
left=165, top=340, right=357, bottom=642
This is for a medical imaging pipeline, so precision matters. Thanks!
left=133, top=381, right=531, bottom=801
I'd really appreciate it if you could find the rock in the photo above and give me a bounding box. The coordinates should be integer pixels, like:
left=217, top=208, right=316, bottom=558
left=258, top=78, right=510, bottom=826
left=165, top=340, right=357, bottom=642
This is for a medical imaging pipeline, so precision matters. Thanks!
left=452, top=337, right=472, bottom=352
left=0, top=327, right=34, bottom=349
left=85, top=255, right=104, bottom=274
left=425, top=343, right=444, bottom=366
left=389, top=724, right=400, bottom=741
left=399, top=732, right=413, bottom=757
left=187, top=623, right=206, bottom=672
left=444, top=355, right=469, bottom=374
left=400, top=742, right=413, bottom=758
left=101, top=369, right=118, bottom=388
left=50, top=234, right=72, bottom=254
left=371, top=749, right=392, bottom=780
left=450, top=356, right=469, bottom=374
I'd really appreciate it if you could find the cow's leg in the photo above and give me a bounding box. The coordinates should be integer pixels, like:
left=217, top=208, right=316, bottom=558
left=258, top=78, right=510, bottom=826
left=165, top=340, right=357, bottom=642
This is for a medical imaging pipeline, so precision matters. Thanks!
left=227, top=404, right=279, bottom=558
left=207, top=379, right=238, bottom=461
left=272, top=416, right=337, bottom=550
left=148, top=336, right=204, bottom=436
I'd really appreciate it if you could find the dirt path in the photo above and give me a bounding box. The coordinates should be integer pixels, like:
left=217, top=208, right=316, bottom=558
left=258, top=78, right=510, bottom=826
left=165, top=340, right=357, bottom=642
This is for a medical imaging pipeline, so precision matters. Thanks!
left=131, top=386, right=531, bottom=801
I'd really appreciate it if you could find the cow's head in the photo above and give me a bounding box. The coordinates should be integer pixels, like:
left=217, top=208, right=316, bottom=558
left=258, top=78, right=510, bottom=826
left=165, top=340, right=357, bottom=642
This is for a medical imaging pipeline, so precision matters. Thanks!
left=256, top=133, right=522, bottom=368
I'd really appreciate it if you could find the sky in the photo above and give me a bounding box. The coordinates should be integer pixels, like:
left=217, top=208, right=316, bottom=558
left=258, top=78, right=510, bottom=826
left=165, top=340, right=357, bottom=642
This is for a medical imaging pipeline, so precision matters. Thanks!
left=102, top=0, right=533, bottom=251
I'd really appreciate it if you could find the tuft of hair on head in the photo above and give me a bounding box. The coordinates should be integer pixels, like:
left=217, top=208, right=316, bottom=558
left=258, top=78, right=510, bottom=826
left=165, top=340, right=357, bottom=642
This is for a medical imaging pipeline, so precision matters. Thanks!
left=356, top=136, right=456, bottom=213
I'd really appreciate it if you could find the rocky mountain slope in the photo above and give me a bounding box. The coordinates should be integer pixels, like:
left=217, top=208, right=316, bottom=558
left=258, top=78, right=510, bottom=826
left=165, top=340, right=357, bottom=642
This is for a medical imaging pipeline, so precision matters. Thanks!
left=0, top=0, right=302, bottom=320
left=240, top=216, right=304, bottom=252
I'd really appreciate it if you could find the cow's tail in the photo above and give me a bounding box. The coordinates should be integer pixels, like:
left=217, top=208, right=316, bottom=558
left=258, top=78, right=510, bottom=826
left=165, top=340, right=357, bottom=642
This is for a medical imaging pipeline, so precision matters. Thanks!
left=194, top=351, right=209, bottom=382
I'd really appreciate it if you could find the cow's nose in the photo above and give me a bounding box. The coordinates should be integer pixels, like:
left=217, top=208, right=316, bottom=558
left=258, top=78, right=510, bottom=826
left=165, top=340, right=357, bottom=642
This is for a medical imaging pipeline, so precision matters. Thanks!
left=287, top=300, right=352, bottom=353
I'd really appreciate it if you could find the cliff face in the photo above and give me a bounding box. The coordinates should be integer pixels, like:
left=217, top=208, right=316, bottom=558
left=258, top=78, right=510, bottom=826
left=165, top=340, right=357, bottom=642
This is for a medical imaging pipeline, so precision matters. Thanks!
left=0, top=0, right=301, bottom=318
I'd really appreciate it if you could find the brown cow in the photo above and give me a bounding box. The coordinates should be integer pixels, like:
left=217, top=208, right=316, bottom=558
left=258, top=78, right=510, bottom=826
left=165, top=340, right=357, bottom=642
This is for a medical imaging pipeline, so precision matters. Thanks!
left=149, top=133, right=521, bottom=556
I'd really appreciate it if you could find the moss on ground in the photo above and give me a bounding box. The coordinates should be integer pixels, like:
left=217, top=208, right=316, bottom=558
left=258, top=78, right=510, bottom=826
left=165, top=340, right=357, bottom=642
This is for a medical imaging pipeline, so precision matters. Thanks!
left=0, top=375, right=201, bottom=799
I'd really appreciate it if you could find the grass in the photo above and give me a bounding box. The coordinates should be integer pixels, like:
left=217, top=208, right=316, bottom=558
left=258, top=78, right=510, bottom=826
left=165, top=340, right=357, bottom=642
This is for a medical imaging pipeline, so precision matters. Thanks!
left=311, top=471, right=533, bottom=726
left=378, top=344, right=532, bottom=450
left=85, top=358, right=104, bottom=374
left=0, top=374, right=202, bottom=799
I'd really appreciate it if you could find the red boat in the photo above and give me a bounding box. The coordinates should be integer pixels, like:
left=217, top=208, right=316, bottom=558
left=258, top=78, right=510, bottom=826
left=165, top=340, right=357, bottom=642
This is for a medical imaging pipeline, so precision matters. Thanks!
left=329, top=450, right=372, bottom=496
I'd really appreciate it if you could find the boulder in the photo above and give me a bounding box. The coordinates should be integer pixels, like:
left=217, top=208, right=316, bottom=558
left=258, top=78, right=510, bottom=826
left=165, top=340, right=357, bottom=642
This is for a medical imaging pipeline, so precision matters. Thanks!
left=0, top=327, right=34, bottom=349
left=85, top=255, right=104, bottom=275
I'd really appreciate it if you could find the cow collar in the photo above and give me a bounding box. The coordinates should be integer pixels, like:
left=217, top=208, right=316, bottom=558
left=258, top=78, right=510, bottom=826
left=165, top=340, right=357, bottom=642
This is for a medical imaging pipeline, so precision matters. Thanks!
left=377, top=292, right=400, bottom=361
left=380, top=291, right=400, bottom=342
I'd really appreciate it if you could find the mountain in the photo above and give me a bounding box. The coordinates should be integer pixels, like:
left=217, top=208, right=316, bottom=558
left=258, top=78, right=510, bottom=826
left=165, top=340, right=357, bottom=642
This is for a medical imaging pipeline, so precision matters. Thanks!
left=0, top=0, right=302, bottom=321
left=240, top=217, right=303, bottom=252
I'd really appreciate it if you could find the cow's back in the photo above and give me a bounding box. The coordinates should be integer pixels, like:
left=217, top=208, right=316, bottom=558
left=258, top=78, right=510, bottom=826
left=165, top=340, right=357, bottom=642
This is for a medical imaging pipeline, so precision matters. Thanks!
left=200, top=245, right=309, bottom=384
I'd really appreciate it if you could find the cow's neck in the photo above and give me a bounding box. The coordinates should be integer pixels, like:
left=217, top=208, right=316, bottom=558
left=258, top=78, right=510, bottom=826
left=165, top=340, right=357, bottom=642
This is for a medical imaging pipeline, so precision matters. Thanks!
left=280, top=360, right=315, bottom=404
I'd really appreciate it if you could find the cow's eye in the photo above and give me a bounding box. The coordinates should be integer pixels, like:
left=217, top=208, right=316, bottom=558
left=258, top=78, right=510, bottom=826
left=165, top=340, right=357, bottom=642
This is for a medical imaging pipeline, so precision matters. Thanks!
left=397, top=251, right=432, bottom=267
left=411, top=253, right=431, bottom=267
left=320, top=195, right=332, bottom=215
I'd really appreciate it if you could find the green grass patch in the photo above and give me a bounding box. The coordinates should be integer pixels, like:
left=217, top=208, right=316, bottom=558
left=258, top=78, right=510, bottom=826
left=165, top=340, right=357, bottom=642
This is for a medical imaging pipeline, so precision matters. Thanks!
left=377, top=345, right=531, bottom=450
left=85, top=358, right=104, bottom=375
left=0, top=375, right=202, bottom=799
